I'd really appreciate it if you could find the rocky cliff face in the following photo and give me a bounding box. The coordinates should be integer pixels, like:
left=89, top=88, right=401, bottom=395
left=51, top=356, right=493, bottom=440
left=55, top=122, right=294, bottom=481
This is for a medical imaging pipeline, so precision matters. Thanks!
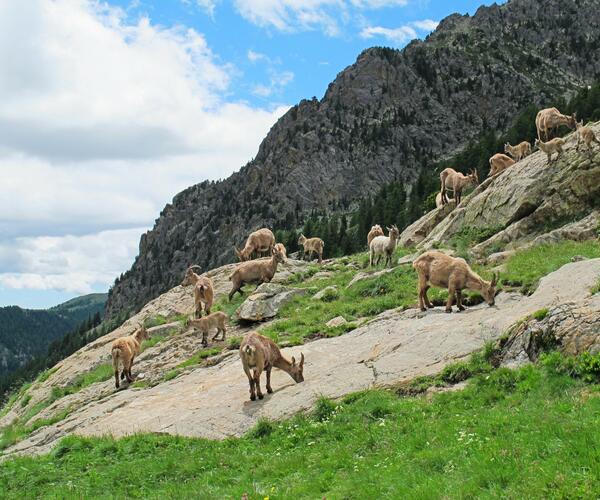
left=106, top=0, right=600, bottom=319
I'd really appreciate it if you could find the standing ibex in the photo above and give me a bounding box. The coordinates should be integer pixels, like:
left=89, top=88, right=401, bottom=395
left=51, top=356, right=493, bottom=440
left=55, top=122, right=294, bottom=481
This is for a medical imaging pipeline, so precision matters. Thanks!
left=298, top=234, right=324, bottom=264
left=182, top=266, right=214, bottom=318
left=239, top=332, right=304, bottom=401
left=440, top=168, right=479, bottom=206
left=369, top=225, right=399, bottom=267
left=576, top=120, right=600, bottom=153
left=413, top=251, right=498, bottom=313
left=367, top=224, right=384, bottom=247
left=535, top=108, right=576, bottom=141
left=228, top=247, right=286, bottom=301
left=504, top=141, right=532, bottom=162
left=235, top=228, right=275, bottom=262
left=111, top=325, right=149, bottom=389
left=535, top=138, right=565, bottom=163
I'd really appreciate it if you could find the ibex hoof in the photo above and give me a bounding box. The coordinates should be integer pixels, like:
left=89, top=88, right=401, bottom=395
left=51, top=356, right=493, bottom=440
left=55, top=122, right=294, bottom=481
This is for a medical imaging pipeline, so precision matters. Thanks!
left=445, top=309, right=452, bottom=313
left=267, top=387, right=273, bottom=394
left=427, top=304, right=435, bottom=309
left=258, top=394, right=264, bottom=400
left=420, top=307, right=427, bottom=312
left=250, top=395, right=256, bottom=401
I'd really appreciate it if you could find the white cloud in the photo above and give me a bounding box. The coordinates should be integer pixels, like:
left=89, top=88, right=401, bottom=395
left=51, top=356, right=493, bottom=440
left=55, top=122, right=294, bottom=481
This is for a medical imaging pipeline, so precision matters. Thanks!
left=234, top=0, right=342, bottom=35
left=360, top=18, right=438, bottom=45
left=195, top=0, right=218, bottom=16
left=0, top=229, right=144, bottom=294
left=412, top=19, right=439, bottom=31
left=0, top=0, right=289, bottom=301
left=248, top=49, right=268, bottom=63
left=252, top=70, right=295, bottom=97
left=360, top=25, right=416, bottom=44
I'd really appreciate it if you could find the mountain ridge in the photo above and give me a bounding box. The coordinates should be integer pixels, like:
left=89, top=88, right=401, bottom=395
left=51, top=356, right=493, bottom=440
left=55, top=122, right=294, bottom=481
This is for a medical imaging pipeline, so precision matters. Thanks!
left=105, top=0, right=600, bottom=319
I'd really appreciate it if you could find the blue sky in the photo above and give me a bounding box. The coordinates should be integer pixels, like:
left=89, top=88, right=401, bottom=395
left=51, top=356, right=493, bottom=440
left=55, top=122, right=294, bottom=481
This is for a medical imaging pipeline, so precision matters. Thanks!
left=0, top=0, right=499, bottom=310
left=110, top=0, right=497, bottom=108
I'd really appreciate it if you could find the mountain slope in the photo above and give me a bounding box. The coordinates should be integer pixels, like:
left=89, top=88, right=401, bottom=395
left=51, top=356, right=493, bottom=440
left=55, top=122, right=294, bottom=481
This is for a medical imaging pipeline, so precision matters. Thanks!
left=106, top=0, right=600, bottom=319
left=0, top=294, right=107, bottom=378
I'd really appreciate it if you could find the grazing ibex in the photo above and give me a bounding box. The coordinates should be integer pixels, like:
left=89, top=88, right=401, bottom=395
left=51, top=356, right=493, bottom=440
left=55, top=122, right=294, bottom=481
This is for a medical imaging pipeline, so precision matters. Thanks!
left=229, top=247, right=285, bottom=301
left=535, top=108, right=576, bottom=141
left=235, top=228, right=275, bottom=262
left=489, top=153, right=515, bottom=177
left=369, top=225, right=399, bottom=267
left=413, top=250, right=498, bottom=313
left=576, top=120, right=600, bottom=153
left=535, top=138, right=565, bottom=163
left=182, top=266, right=214, bottom=318
left=440, top=168, right=479, bottom=206
left=504, top=141, right=532, bottom=162
left=111, top=325, right=149, bottom=389
left=186, top=311, right=228, bottom=347
left=239, top=332, right=304, bottom=401
left=367, top=224, right=384, bottom=247
left=298, top=234, right=324, bottom=264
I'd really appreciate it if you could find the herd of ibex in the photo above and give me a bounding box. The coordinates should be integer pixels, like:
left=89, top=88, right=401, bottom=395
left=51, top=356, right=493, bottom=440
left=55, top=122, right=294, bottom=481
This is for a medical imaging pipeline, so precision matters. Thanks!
left=111, top=106, right=597, bottom=400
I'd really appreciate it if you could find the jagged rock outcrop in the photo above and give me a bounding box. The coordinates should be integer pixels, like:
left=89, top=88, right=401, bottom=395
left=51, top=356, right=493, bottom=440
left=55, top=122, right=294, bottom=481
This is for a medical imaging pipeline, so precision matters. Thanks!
left=4, top=259, right=599, bottom=460
left=404, top=122, right=600, bottom=254
left=500, top=292, right=600, bottom=367
left=106, top=0, right=600, bottom=320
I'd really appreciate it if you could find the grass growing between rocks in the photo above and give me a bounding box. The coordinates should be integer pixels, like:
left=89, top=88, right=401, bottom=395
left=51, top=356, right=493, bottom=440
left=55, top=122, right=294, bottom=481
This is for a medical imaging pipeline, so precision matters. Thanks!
left=501, top=240, right=600, bottom=293
left=2, top=354, right=600, bottom=498
left=260, top=251, right=440, bottom=345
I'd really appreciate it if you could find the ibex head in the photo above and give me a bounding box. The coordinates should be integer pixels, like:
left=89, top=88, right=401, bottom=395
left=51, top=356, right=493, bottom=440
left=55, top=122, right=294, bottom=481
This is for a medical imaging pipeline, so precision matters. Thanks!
left=289, top=353, right=305, bottom=383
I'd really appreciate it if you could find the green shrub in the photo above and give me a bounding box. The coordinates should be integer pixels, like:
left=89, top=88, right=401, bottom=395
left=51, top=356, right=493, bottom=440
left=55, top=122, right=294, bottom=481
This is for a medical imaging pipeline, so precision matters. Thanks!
left=541, top=351, right=600, bottom=383
left=312, top=397, right=336, bottom=422
left=532, top=308, right=549, bottom=321
left=248, top=418, right=275, bottom=438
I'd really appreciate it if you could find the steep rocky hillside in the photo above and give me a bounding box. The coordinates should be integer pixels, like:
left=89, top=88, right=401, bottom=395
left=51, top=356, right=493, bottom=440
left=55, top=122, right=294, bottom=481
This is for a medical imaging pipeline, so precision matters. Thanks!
left=2, top=123, right=599, bottom=458
left=106, top=0, right=600, bottom=319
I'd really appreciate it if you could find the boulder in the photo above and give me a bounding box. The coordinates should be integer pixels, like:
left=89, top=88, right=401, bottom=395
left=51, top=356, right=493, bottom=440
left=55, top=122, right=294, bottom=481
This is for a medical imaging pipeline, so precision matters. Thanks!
left=347, top=267, right=396, bottom=288
left=312, top=286, right=339, bottom=301
left=326, top=316, right=347, bottom=328
left=236, top=283, right=306, bottom=322
left=499, top=293, right=600, bottom=368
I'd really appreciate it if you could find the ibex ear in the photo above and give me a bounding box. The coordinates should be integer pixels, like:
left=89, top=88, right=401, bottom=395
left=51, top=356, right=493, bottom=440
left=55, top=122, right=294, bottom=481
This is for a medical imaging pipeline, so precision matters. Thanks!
left=291, top=356, right=296, bottom=366
left=300, top=353, right=305, bottom=367
left=491, top=272, right=498, bottom=286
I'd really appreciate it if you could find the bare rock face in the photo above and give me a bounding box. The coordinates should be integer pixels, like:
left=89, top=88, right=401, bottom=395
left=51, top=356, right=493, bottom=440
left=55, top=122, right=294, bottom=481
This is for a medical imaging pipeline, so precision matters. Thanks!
left=105, top=0, right=600, bottom=320
left=236, top=284, right=306, bottom=322
left=399, top=203, right=454, bottom=247
left=3, top=259, right=599, bottom=460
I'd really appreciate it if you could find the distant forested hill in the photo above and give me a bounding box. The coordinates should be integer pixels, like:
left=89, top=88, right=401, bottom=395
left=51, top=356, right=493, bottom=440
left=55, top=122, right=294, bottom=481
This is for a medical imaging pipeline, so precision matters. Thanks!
left=0, top=294, right=107, bottom=378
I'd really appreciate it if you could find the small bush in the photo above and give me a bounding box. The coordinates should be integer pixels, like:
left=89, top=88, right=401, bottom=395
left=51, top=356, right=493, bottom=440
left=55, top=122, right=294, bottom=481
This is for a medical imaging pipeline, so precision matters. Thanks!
left=228, top=337, right=242, bottom=350
left=143, top=315, right=168, bottom=328
left=532, top=308, right=549, bottom=321
left=19, top=395, right=31, bottom=408
left=541, top=351, right=600, bottom=383
left=312, top=397, right=336, bottom=422
left=249, top=418, right=275, bottom=438
left=439, top=362, right=472, bottom=384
